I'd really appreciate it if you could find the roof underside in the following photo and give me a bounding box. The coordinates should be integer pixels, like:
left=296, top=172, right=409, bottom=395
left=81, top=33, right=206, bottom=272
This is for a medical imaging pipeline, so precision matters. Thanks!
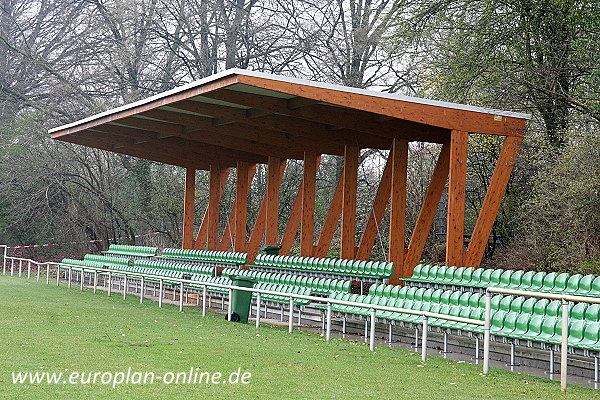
left=49, top=69, right=529, bottom=170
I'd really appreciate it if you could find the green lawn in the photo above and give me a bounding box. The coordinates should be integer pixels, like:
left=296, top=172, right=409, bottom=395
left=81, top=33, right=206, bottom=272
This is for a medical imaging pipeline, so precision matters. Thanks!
left=0, top=275, right=597, bottom=400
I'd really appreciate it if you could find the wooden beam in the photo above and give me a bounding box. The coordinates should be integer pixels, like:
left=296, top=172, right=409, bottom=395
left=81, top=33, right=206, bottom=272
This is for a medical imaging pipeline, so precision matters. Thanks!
left=182, top=168, right=196, bottom=249
left=69, top=130, right=212, bottom=170
left=207, top=166, right=225, bottom=250
left=193, top=168, right=230, bottom=249
left=49, top=75, right=240, bottom=138
left=465, top=135, right=523, bottom=267
left=388, top=139, right=409, bottom=283
left=246, top=161, right=287, bottom=263
left=237, top=75, right=527, bottom=137
left=301, top=152, right=319, bottom=256
left=97, top=123, right=266, bottom=165
left=281, top=182, right=303, bottom=255
left=341, top=145, right=359, bottom=259
left=202, top=89, right=448, bottom=143
left=234, top=162, right=251, bottom=252
left=219, top=165, right=257, bottom=251
left=266, top=157, right=284, bottom=245
left=356, top=157, right=392, bottom=259
left=404, top=143, right=450, bottom=268
left=446, top=130, right=468, bottom=266
left=314, top=176, right=343, bottom=257
left=168, top=100, right=391, bottom=151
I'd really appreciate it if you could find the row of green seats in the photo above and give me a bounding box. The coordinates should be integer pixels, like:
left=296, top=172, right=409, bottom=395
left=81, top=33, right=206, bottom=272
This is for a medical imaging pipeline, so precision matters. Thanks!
left=254, top=254, right=393, bottom=279
left=159, top=248, right=247, bottom=265
left=102, top=244, right=158, bottom=257
left=491, top=311, right=600, bottom=351
left=405, top=264, right=600, bottom=297
left=252, top=282, right=311, bottom=306
left=324, top=292, right=600, bottom=349
left=60, top=258, right=105, bottom=271
left=135, top=260, right=215, bottom=276
left=83, top=254, right=132, bottom=266
left=188, top=275, right=232, bottom=294
left=369, top=284, right=600, bottom=322
left=221, top=268, right=351, bottom=295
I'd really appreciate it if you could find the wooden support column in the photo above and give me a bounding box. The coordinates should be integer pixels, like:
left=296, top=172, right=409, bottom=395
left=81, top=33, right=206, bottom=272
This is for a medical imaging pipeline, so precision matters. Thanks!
left=182, top=168, right=196, bottom=249
left=281, top=156, right=321, bottom=255
left=388, top=139, right=408, bottom=283
left=446, top=130, right=468, bottom=267
left=341, top=145, right=359, bottom=259
left=404, top=143, right=450, bottom=268
left=465, top=135, right=523, bottom=267
left=246, top=160, right=287, bottom=263
left=356, top=157, right=392, bottom=259
left=234, top=162, right=251, bottom=252
left=314, top=177, right=343, bottom=257
left=219, top=165, right=256, bottom=250
left=265, top=157, right=283, bottom=245
left=207, top=165, right=224, bottom=250
left=193, top=167, right=230, bottom=249
left=301, top=152, right=318, bottom=256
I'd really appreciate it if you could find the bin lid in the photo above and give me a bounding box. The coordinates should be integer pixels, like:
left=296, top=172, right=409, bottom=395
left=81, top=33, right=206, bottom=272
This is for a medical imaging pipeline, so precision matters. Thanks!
left=231, top=275, right=257, bottom=284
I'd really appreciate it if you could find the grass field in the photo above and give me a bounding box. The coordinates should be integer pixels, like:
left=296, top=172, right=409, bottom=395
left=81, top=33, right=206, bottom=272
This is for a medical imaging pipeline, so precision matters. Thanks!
left=0, top=275, right=598, bottom=399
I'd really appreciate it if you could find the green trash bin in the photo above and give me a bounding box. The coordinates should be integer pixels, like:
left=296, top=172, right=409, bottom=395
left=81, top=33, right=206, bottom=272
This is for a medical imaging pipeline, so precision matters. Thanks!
left=228, top=276, right=256, bottom=323
left=261, top=245, right=282, bottom=255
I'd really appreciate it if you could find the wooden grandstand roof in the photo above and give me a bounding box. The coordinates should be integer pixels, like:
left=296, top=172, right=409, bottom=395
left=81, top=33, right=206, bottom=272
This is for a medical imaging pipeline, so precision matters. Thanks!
left=49, top=69, right=530, bottom=169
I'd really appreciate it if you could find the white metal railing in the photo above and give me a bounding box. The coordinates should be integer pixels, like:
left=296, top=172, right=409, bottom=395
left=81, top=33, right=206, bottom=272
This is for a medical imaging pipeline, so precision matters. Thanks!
left=2, top=254, right=482, bottom=362
left=484, top=287, right=600, bottom=392
left=3, top=249, right=599, bottom=392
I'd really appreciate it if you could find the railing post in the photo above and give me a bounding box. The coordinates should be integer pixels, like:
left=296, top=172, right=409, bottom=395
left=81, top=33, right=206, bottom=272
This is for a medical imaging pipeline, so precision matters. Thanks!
left=107, top=272, right=112, bottom=296
left=561, top=298, right=569, bottom=391
left=483, top=290, right=491, bottom=374
left=139, top=277, right=144, bottom=303
left=2, top=245, right=6, bottom=275
left=422, top=315, right=429, bottom=362
left=179, top=282, right=184, bottom=312
left=36, top=262, right=40, bottom=281
left=227, top=288, right=233, bottom=321
left=288, top=297, right=294, bottom=334
left=56, top=265, right=60, bottom=286
left=202, top=285, right=207, bottom=317
left=11, top=257, right=14, bottom=276
left=68, top=266, right=72, bottom=288
left=93, top=271, right=98, bottom=294
left=80, top=270, right=84, bottom=291
left=123, top=274, right=127, bottom=300
left=158, top=279, right=163, bottom=308
left=326, top=302, right=332, bottom=341
left=370, top=308, right=376, bottom=351
left=19, top=259, right=23, bottom=277
left=46, top=264, right=50, bottom=284
left=256, top=293, right=261, bottom=328
left=27, top=260, right=31, bottom=279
